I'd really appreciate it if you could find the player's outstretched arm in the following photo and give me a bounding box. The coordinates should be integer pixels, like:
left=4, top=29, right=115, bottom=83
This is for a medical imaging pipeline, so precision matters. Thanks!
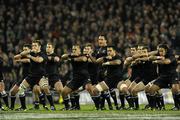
left=27, top=55, right=44, bottom=63
left=15, top=58, right=30, bottom=63
left=102, top=59, right=121, bottom=66
left=73, top=56, right=87, bottom=62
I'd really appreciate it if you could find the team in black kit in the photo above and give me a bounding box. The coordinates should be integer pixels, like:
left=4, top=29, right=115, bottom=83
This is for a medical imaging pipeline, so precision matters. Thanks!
left=10, top=44, right=31, bottom=110
left=0, top=36, right=179, bottom=111
left=0, top=55, right=9, bottom=110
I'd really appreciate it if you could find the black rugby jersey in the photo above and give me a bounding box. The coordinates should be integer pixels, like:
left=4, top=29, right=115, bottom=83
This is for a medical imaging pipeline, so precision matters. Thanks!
left=71, top=56, right=89, bottom=78
left=141, top=61, right=158, bottom=79
left=46, top=53, right=60, bottom=76
left=104, top=54, right=123, bottom=78
left=95, top=46, right=107, bottom=72
left=95, top=46, right=107, bottom=59
left=29, top=51, right=47, bottom=77
left=88, top=52, right=98, bottom=76
left=158, top=55, right=177, bottom=76
left=22, top=62, right=30, bottom=78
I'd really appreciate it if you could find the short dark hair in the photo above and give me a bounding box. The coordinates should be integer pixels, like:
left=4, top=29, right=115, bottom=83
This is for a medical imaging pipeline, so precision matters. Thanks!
left=130, top=44, right=137, bottom=48
left=23, top=44, right=31, bottom=48
left=85, top=43, right=93, bottom=48
left=107, top=45, right=117, bottom=51
left=98, top=35, right=106, bottom=40
left=32, top=40, right=42, bottom=46
left=141, top=46, right=149, bottom=50
left=72, top=44, right=81, bottom=50
left=137, top=44, right=149, bottom=50
left=158, top=44, right=169, bottom=50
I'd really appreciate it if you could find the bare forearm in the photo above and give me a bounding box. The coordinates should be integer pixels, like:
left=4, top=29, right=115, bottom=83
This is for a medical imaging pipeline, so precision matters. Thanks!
left=61, top=54, right=69, bottom=60
left=103, top=60, right=121, bottom=66
left=73, top=56, right=87, bottom=62
left=96, top=57, right=104, bottom=64
left=15, top=58, right=30, bottom=63
left=28, top=55, right=43, bottom=63
left=153, top=59, right=171, bottom=64
left=88, top=55, right=97, bottom=63
left=148, top=51, right=158, bottom=56
left=124, top=57, right=133, bottom=66
left=14, top=54, right=22, bottom=60
left=137, top=57, right=149, bottom=61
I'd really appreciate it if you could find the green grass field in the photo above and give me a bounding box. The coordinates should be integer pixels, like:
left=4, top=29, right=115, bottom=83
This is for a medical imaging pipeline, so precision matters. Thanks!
left=0, top=104, right=180, bottom=120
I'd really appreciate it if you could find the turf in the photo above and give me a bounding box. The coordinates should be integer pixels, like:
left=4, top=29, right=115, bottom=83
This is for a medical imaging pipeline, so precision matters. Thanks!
left=0, top=104, right=180, bottom=120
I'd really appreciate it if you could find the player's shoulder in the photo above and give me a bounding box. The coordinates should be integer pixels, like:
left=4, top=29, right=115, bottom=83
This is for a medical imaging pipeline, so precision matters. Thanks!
left=114, top=54, right=122, bottom=59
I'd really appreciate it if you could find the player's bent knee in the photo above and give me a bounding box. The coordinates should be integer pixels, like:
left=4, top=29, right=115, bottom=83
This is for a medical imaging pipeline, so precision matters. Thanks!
left=131, top=88, right=138, bottom=95
left=56, top=88, right=62, bottom=93
left=18, top=83, right=26, bottom=96
left=10, top=89, right=18, bottom=96
left=92, top=87, right=99, bottom=96
left=0, top=90, right=7, bottom=96
left=119, top=84, right=127, bottom=91
left=42, top=86, right=50, bottom=94
left=0, top=85, right=4, bottom=92
left=39, top=76, right=49, bottom=88
left=95, top=84, right=103, bottom=92
left=96, top=81, right=109, bottom=92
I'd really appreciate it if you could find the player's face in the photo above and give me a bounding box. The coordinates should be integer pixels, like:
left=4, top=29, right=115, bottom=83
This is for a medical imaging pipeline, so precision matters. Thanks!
left=84, top=46, right=92, bottom=54
left=158, top=48, right=166, bottom=56
left=137, top=46, right=143, bottom=54
left=72, top=46, right=81, bottom=55
left=130, top=48, right=136, bottom=55
left=32, top=43, right=40, bottom=53
left=141, top=49, right=148, bottom=55
left=83, top=47, right=88, bottom=55
left=46, top=44, right=54, bottom=53
left=98, top=36, right=106, bottom=47
left=107, top=47, right=115, bottom=56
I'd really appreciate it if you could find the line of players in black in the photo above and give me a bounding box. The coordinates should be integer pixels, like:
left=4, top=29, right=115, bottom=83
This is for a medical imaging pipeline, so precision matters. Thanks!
left=0, top=35, right=179, bottom=111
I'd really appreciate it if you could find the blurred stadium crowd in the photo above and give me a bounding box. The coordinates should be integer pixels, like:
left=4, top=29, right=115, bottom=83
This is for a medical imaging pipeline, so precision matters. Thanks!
left=0, top=0, right=179, bottom=90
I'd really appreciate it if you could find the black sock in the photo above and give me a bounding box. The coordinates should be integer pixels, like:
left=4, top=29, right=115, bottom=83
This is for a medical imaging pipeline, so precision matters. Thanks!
left=10, top=96, right=16, bottom=109
left=177, top=93, right=180, bottom=108
left=155, top=95, right=161, bottom=108
left=146, top=93, right=151, bottom=106
left=119, top=93, right=125, bottom=107
left=19, top=95, right=26, bottom=109
left=2, top=93, right=9, bottom=107
left=46, top=94, right=54, bottom=107
left=158, top=95, right=165, bottom=108
left=39, top=93, right=46, bottom=107
left=63, top=98, right=70, bottom=109
left=34, top=101, right=39, bottom=108
left=100, top=92, right=105, bottom=109
left=92, top=96, right=100, bottom=109
left=110, top=90, right=118, bottom=107
left=149, top=95, right=156, bottom=109
left=125, top=95, right=134, bottom=108
left=134, top=96, right=139, bottom=109
left=70, top=95, right=76, bottom=108
left=173, top=94, right=177, bottom=108
left=104, top=92, right=113, bottom=109
left=173, top=94, right=180, bottom=109
left=74, top=94, right=80, bottom=109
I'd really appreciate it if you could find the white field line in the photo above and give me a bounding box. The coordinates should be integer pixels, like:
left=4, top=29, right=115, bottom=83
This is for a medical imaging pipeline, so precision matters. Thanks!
left=0, top=113, right=180, bottom=120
